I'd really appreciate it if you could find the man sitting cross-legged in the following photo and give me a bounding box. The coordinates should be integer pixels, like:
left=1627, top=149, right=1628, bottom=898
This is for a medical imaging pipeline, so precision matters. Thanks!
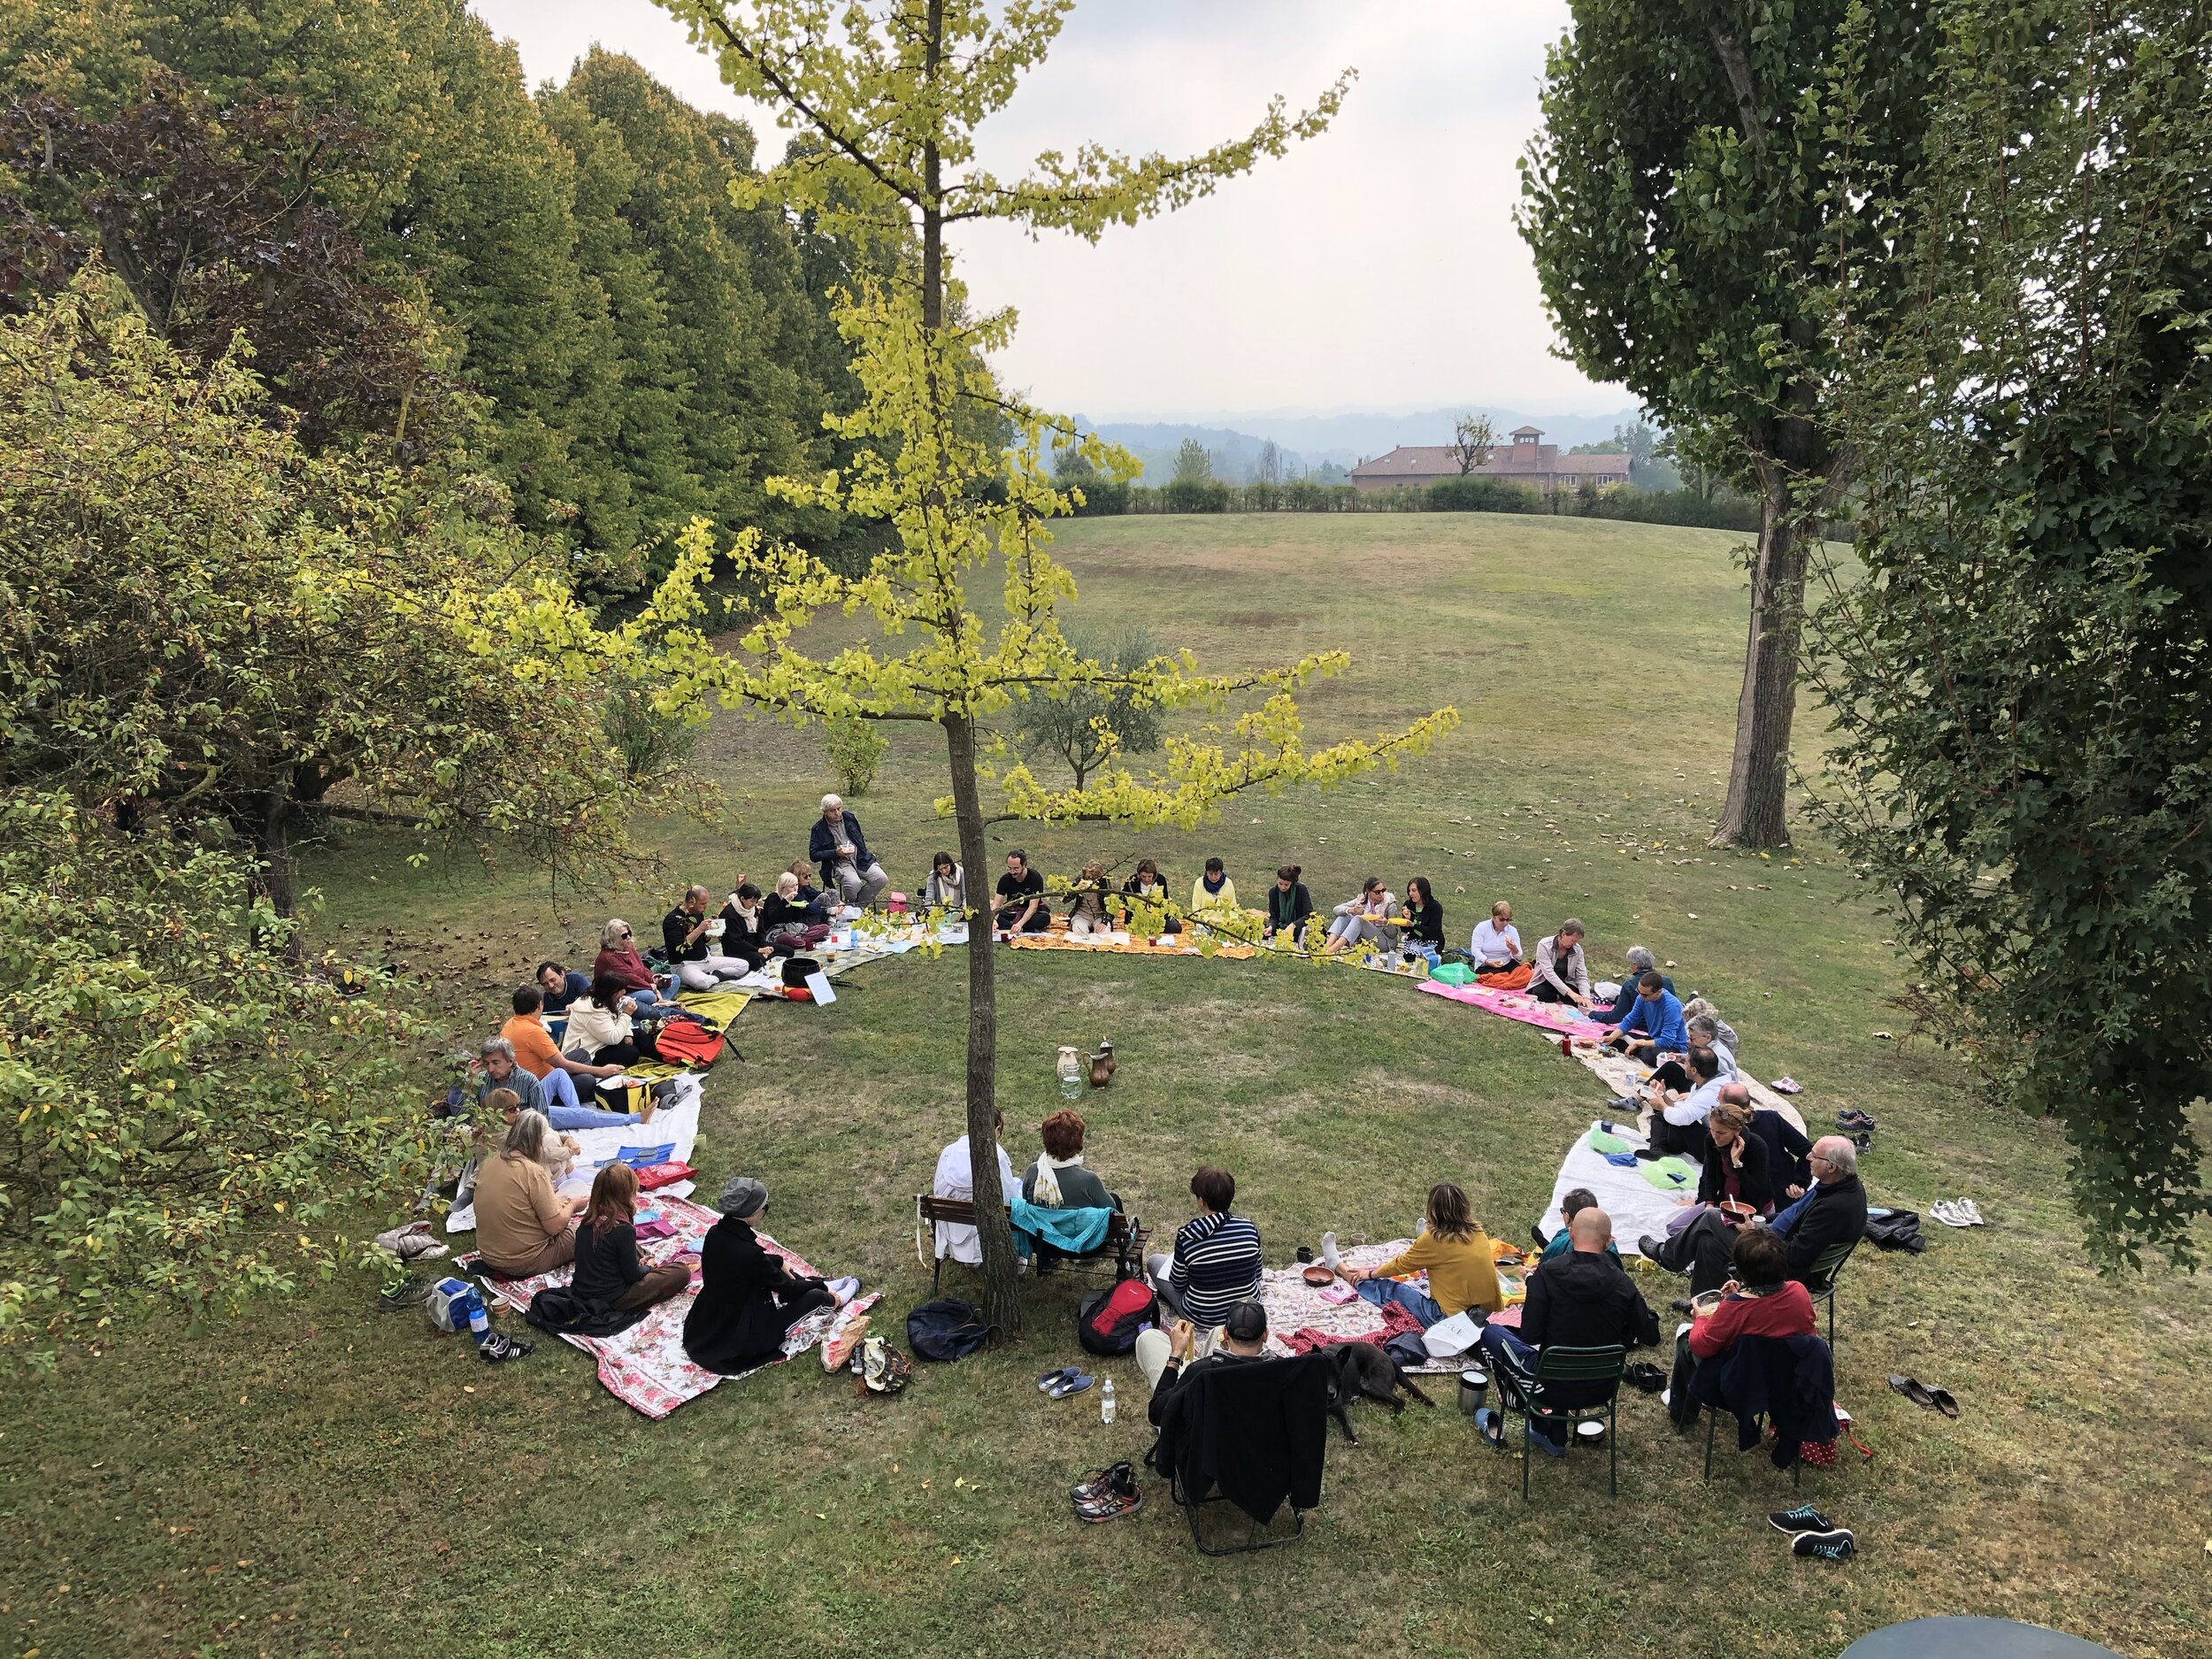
left=1480, top=1204, right=1659, bottom=1453
left=1607, top=969, right=1686, bottom=1065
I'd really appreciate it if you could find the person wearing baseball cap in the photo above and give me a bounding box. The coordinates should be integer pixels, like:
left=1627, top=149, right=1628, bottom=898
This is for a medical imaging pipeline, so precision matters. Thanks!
left=1138, top=1298, right=1270, bottom=1426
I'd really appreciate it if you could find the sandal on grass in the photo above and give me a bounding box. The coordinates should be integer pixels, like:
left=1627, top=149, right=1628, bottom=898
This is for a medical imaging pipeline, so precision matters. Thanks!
left=1889, top=1373, right=1957, bottom=1415
left=1047, top=1372, right=1094, bottom=1400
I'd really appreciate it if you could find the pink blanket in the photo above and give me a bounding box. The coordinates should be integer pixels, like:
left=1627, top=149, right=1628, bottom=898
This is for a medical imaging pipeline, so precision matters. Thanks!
left=474, top=1197, right=875, bottom=1419
left=1417, top=978, right=1611, bottom=1037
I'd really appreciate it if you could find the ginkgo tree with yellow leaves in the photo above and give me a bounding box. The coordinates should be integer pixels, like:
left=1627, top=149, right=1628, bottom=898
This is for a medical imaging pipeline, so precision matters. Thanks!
left=653, top=0, right=1458, bottom=1328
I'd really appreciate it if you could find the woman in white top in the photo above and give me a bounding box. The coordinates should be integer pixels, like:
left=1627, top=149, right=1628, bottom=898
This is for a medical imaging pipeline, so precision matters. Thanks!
left=562, top=972, right=641, bottom=1106
left=1322, top=876, right=1398, bottom=956
left=1470, top=899, right=1523, bottom=968
left=923, top=851, right=965, bottom=914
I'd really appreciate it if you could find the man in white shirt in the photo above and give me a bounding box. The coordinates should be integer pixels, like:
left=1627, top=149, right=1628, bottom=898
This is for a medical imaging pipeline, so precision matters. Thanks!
left=1639, top=1046, right=1726, bottom=1163
left=932, top=1110, right=1014, bottom=1266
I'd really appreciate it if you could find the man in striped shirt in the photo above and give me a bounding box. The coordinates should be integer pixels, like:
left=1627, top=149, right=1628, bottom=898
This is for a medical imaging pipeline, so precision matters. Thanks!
left=1147, top=1165, right=1263, bottom=1333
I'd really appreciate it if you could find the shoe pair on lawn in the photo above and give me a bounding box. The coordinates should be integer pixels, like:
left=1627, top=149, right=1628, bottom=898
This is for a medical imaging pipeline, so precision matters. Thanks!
left=1036, top=1365, right=1094, bottom=1400
left=1929, top=1197, right=1985, bottom=1228
left=1069, top=1462, right=1141, bottom=1523
left=1770, top=1503, right=1857, bottom=1560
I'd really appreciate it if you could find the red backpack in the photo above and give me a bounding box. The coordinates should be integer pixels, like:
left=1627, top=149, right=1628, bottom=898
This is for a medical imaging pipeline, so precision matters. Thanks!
left=651, top=1022, right=725, bottom=1067
left=1078, top=1278, right=1156, bottom=1356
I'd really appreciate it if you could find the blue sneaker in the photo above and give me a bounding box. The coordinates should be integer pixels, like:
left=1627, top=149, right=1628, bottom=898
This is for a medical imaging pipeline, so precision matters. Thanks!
left=1770, top=1504, right=1834, bottom=1534
left=1793, top=1527, right=1857, bottom=1561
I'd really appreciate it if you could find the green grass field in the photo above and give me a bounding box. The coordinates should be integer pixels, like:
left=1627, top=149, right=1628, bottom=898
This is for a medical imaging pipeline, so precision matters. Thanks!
left=8, top=513, right=2208, bottom=1659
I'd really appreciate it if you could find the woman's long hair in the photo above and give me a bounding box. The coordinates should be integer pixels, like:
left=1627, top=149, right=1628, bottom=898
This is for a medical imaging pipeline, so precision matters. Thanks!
left=1407, top=875, right=1435, bottom=912
left=580, top=1160, right=640, bottom=1237
left=1426, top=1180, right=1477, bottom=1244
left=589, top=971, right=628, bottom=1011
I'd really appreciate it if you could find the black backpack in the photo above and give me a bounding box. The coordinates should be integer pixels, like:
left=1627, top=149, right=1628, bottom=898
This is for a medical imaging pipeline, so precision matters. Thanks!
left=1077, top=1279, right=1156, bottom=1356
left=906, top=1297, right=991, bottom=1361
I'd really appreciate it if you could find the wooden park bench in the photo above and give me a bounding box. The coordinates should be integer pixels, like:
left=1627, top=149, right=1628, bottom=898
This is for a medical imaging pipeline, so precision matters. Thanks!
left=915, top=1194, right=1148, bottom=1293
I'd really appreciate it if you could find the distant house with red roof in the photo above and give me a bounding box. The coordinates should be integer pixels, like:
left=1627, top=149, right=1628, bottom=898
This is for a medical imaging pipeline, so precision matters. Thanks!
left=1348, top=426, right=1632, bottom=495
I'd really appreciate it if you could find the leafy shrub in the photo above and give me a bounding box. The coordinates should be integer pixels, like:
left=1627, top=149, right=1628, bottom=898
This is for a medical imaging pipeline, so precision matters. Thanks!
left=824, top=715, right=888, bottom=795
left=0, top=794, right=434, bottom=1359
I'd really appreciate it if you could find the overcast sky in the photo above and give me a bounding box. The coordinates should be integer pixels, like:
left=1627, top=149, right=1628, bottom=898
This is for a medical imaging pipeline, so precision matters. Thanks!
left=469, top=1, right=1624, bottom=421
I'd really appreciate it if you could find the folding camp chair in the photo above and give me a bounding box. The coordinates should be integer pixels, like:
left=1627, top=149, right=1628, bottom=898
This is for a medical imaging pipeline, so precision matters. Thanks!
left=1519, top=1343, right=1628, bottom=1500
left=1148, top=1351, right=1333, bottom=1555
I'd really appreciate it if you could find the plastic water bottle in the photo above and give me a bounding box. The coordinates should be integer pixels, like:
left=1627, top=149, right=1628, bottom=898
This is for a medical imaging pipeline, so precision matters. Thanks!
left=1100, top=1378, right=1116, bottom=1425
left=465, top=1288, right=490, bottom=1344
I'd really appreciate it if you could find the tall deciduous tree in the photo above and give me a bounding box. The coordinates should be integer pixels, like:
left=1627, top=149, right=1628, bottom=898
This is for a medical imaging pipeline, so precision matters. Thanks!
left=0, top=280, right=705, bottom=923
left=1518, top=0, right=1938, bottom=847
left=1807, top=0, right=2212, bottom=1268
left=655, top=0, right=1455, bottom=1330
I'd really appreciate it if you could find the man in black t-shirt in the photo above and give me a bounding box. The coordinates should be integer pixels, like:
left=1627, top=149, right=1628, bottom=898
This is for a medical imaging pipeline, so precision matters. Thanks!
left=994, top=849, right=1048, bottom=933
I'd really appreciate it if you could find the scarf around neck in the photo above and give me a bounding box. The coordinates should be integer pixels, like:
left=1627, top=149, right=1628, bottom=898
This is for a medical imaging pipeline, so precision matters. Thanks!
left=1032, top=1151, right=1085, bottom=1207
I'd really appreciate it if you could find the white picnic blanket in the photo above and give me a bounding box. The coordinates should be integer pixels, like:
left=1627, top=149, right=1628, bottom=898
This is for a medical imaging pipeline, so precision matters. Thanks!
left=446, top=1075, right=704, bottom=1233
left=1538, top=1118, right=1701, bottom=1263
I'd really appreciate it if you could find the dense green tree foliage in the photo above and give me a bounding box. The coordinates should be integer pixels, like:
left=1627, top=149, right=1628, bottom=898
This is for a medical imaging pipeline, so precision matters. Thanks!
left=0, top=1, right=864, bottom=578
left=1518, top=0, right=1938, bottom=848
left=1808, top=0, right=2212, bottom=1269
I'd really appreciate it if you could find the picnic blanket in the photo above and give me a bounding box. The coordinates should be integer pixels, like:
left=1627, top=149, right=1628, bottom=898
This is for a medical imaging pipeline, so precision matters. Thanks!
left=472, top=1198, right=877, bottom=1418
left=446, top=1075, right=704, bottom=1233
left=1538, top=1119, right=1701, bottom=1261
left=673, top=989, right=752, bottom=1026
left=1417, top=978, right=1611, bottom=1037
left=1255, top=1240, right=1504, bottom=1374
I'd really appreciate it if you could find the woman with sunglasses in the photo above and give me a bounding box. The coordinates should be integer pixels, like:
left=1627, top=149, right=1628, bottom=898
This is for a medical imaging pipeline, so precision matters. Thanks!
left=593, top=918, right=673, bottom=1008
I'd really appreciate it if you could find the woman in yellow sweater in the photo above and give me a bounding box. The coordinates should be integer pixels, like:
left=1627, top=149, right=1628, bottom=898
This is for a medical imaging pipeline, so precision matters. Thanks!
left=1342, top=1182, right=1502, bottom=1327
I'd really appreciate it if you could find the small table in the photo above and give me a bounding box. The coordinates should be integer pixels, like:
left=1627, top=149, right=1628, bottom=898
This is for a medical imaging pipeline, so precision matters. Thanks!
left=1839, top=1617, right=2121, bottom=1658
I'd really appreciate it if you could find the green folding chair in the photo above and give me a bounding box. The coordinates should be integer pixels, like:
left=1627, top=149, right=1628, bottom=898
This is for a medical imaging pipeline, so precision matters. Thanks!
left=1805, top=1237, right=1859, bottom=1346
left=1519, top=1343, right=1628, bottom=1500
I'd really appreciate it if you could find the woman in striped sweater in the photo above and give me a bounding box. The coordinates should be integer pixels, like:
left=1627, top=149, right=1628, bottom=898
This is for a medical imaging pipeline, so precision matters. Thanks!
left=1147, top=1165, right=1263, bottom=1333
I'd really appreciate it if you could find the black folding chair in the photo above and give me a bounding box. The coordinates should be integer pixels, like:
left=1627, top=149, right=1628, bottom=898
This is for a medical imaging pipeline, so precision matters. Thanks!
left=1148, top=1352, right=1333, bottom=1555
left=1520, top=1343, right=1628, bottom=1500
left=1805, top=1237, right=1859, bottom=1346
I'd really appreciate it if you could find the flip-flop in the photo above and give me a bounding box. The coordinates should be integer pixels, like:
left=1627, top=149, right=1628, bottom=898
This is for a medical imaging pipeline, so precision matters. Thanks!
left=1888, top=1374, right=1940, bottom=1410
left=1048, top=1372, right=1094, bottom=1400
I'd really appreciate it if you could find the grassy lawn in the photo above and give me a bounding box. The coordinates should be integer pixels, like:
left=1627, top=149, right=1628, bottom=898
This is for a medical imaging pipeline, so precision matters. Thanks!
left=7, top=512, right=2208, bottom=1659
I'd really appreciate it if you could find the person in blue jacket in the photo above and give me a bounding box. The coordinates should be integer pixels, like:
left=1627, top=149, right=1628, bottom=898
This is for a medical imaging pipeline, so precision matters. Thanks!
left=808, top=793, right=888, bottom=910
left=1608, top=972, right=1686, bottom=1064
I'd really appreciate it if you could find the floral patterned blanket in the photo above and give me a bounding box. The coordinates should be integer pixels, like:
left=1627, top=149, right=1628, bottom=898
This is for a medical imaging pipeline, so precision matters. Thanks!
left=1255, top=1240, right=1523, bottom=1375
left=473, top=1197, right=876, bottom=1419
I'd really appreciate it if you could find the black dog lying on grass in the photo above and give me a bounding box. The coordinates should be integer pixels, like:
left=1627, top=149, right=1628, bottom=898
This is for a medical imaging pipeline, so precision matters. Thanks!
left=1325, top=1340, right=1435, bottom=1442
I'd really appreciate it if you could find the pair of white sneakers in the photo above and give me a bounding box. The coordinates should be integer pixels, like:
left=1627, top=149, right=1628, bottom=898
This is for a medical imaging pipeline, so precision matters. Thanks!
left=1929, top=1197, right=1985, bottom=1228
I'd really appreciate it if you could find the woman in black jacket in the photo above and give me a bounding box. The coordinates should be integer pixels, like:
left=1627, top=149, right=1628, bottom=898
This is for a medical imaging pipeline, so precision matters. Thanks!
left=1694, top=1102, right=1776, bottom=1214
left=716, top=881, right=772, bottom=972
left=682, top=1178, right=847, bottom=1373
left=1401, top=875, right=1446, bottom=965
left=572, top=1163, right=688, bottom=1317
left=1263, top=864, right=1313, bottom=947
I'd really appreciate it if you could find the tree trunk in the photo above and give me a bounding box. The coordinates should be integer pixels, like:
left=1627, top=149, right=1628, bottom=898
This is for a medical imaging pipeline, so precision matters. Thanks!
left=1710, top=480, right=1811, bottom=849
left=944, top=712, right=1021, bottom=1332
left=920, top=0, right=1018, bottom=1334
left=246, top=790, right=306, bottom=957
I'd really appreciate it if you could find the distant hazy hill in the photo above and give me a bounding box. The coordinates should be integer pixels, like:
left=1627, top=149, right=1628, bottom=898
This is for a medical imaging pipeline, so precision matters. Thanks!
left=1082, top=406, right=1644, bottom=482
